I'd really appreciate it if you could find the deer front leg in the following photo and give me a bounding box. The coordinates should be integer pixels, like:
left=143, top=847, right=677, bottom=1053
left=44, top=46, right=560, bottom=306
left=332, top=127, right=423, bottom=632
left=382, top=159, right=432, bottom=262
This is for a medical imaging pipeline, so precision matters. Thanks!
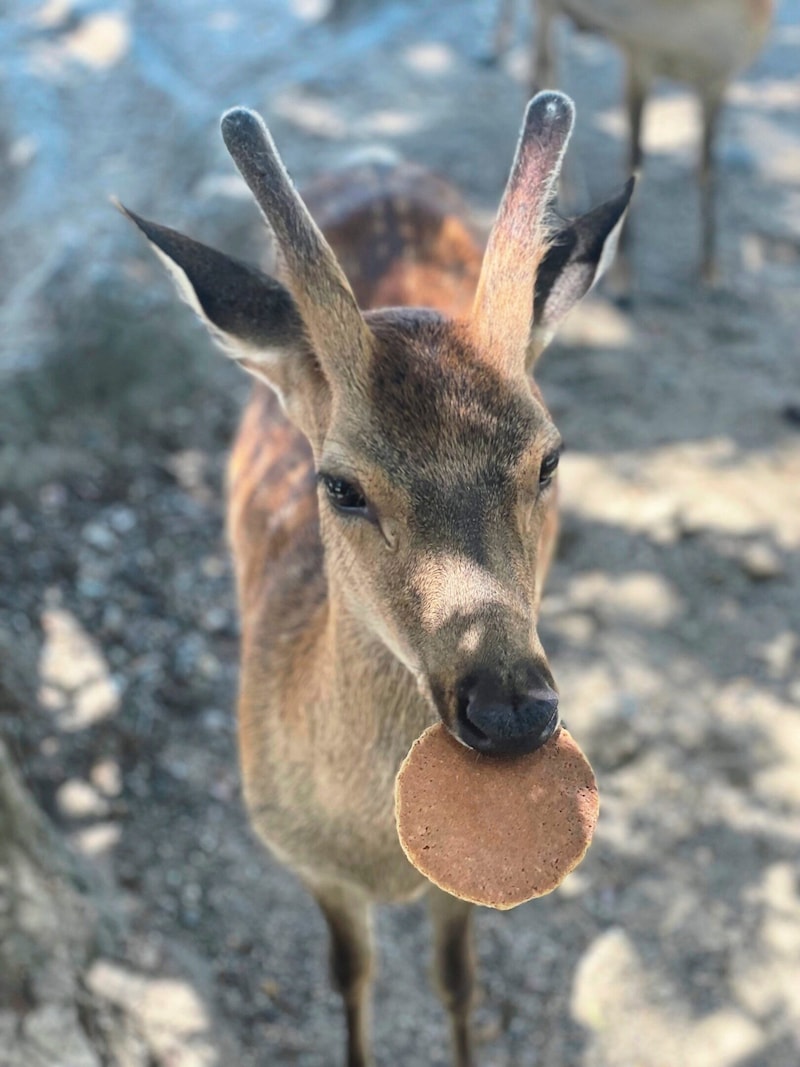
left=312, top=883, right=375, bottom=1067
left=428, top=886, right=476, bottom=1067
left=699, top=89, right=723, bottom=284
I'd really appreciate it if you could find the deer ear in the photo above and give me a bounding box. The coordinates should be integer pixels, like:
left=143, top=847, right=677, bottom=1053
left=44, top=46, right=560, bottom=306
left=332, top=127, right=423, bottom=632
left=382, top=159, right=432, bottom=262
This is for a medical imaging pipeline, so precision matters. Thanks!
left=529, top=176, right=635, bottom=366
left=117, top=203, right=324, bottom=423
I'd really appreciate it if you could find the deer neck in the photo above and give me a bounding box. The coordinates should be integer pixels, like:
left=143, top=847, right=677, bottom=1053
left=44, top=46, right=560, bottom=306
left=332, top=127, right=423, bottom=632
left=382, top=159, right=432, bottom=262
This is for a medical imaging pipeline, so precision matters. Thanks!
left=319, top=580, right=433, bottom=758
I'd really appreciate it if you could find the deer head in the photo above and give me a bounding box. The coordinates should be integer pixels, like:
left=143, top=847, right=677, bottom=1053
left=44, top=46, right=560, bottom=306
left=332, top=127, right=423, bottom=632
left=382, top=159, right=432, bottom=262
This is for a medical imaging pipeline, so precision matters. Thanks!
left=122, top=93, right=632, bottom=756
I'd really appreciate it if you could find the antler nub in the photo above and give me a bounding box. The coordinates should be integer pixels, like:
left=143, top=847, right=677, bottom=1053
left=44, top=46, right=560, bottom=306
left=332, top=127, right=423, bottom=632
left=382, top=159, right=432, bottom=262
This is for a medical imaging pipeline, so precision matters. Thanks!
left=471, top=91, right=575, bottom=369
left=221, top=107, right=372, bottom=387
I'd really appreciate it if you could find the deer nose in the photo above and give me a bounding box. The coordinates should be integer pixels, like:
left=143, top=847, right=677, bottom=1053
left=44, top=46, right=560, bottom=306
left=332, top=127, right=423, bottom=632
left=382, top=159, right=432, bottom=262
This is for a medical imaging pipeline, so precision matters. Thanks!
left=456, top=672, right=559, bottom=756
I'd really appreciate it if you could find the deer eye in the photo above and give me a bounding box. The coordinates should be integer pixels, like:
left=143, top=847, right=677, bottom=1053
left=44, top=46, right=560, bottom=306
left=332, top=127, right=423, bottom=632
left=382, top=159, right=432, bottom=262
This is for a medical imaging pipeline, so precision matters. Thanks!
left=320, top=474, right=368, bottom=515
left=539, top=448, right=561, bottom=489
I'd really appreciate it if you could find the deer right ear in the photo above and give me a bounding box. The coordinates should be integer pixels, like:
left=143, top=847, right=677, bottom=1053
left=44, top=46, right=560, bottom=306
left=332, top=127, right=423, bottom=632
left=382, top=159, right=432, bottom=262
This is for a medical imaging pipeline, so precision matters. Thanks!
left=529, top=176, right=635, bottom=365
left=117, top=204, right=325, bottom=424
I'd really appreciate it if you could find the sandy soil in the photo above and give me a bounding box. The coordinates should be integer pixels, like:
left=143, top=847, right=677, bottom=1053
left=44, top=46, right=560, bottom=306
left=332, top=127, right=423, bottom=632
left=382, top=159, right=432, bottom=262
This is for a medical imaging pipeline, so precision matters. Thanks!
left=2, top=1, right=800, bottom=1065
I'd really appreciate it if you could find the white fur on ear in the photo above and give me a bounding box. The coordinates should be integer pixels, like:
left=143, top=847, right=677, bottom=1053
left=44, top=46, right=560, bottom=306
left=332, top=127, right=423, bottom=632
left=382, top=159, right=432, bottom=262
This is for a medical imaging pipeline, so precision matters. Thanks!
left=594, top=207, right=627, bottom=287
left=147, top=239, right=204, bottom=321
left=530, top=176, right=635, bottom=362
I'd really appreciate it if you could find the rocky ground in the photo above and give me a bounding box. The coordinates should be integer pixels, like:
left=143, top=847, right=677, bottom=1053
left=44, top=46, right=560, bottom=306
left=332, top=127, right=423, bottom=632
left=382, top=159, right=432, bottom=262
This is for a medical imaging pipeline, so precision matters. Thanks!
left=1, top=1, right=799, bottom=1065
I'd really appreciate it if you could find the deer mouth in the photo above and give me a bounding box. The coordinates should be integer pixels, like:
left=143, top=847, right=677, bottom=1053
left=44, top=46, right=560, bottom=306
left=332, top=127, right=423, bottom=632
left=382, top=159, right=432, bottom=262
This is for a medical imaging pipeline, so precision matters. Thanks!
left=454, top=696, right=559, bottom=758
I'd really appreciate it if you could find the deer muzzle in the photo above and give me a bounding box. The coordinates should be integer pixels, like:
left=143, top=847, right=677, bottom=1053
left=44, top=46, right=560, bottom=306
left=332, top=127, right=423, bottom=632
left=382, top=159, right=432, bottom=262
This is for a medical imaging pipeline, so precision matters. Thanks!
left=455, top=667, right=559, bottom=756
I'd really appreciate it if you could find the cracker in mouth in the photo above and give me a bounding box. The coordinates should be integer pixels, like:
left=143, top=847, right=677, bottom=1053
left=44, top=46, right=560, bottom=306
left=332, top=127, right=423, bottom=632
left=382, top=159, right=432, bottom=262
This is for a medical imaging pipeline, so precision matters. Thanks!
left=394, top=722, right=599, bottom=909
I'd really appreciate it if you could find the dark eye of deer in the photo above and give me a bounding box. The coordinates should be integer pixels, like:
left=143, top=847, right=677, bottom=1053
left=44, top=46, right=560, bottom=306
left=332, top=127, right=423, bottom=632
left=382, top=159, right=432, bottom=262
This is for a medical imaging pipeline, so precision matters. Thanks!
left=320, top=474, right=368, bottom=515
left=539, top=449, right=561, bottom=489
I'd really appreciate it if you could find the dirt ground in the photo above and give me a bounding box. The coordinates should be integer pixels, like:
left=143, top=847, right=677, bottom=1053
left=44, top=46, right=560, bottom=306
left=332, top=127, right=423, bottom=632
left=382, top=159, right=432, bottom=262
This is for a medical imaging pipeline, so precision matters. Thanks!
left=2, top=1, right=800, bottom=1065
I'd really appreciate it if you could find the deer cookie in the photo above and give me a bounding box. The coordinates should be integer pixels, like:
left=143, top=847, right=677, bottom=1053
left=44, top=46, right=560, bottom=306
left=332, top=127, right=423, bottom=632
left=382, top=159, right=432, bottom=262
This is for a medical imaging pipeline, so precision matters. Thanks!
left=395, top=723, right=598, bottom=909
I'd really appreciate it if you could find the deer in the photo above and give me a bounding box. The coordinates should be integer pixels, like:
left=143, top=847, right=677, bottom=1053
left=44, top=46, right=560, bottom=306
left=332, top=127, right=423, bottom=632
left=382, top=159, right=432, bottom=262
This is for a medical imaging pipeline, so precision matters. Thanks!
left=491, top=0, right=773, bottom=281
left=120, top=91, right=633, bottom=1067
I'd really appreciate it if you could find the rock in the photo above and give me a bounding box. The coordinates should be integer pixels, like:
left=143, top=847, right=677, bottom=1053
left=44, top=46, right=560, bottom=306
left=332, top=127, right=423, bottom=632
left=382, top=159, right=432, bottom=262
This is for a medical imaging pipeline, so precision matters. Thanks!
left=82, top=521, right=117, bottom=552
left=756, top=632, right=797, bottom=678
left=740, top=541, right=784, bottom=581
left=86, top=955, right=244, bottom=1067
left=200, top=606, right=230, bottom=634
left=91, top=758, right=123, bottom=798
left=39, top=482, right=68, bottom=511
left=56, top=778, right=111, bottom=820
left=38, top=607, right=121, bottom=731
left=107, top=505, right=137, bottom=534
left=164, top=450, right=209, bottom=495
left=174, top=633, right=207, bottom=678
left=18, top=1004, right=103, bottom=1067
left=72, top=822, right=123, bottom=861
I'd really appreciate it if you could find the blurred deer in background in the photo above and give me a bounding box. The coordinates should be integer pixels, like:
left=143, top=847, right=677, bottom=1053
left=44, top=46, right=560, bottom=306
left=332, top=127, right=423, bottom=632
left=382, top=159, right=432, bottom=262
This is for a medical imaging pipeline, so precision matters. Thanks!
left=122, top=93, right=632, bottom=1066
left=493, top=0, right=773, bottom=280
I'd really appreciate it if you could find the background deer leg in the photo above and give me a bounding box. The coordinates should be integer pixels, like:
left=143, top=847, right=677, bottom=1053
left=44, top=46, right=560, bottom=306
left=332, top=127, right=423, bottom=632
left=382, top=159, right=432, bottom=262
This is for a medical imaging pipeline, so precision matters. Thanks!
left=492, top=0, right=515, bottom=62
left=699, top=90, right=723, bottom=284
left=617, top=54, right=650, bottom=285
left=313, top=883, right=374, bottom=1067
left=428, top=886, right=476, bottom=1067
left=625, top=56, right=649, bottom=177
left=531, top=0, right=556, bottom=93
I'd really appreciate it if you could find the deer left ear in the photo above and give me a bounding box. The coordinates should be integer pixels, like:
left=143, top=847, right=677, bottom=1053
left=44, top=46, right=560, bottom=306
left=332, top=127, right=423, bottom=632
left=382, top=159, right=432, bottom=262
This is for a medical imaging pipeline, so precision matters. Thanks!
left=529, top=176, right=635, bottom=367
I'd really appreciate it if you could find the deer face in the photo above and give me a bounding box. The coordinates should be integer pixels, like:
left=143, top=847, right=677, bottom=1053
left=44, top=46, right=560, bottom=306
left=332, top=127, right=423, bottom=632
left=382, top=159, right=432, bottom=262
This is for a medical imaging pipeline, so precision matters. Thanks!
left=316, top=311, right=562, bottom=754
left=122, top=94, right=632, bottom=756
